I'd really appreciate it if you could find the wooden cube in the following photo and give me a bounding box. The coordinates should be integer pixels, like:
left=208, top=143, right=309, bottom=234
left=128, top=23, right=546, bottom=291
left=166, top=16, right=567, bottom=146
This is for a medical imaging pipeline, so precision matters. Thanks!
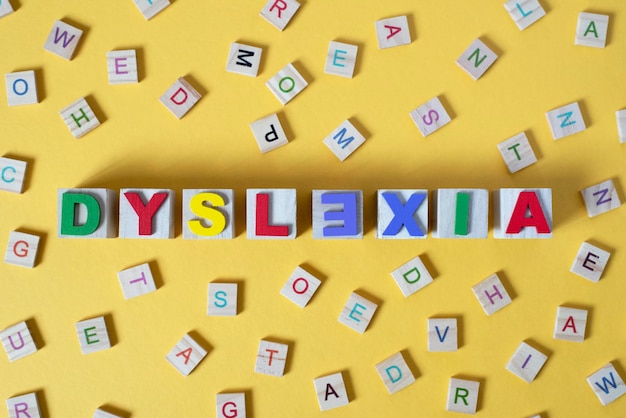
left=446, top=378, right=480, bottom=414
left=494, top=188, right=553, bottom=239
left=586, top=363, right=626, bottom=406
left=338, top=292, right=378, bottom=333
left=266, top=63, right=307, bottom=105
left=575, top=12, right=609, bottom=48
left=312, top=190, right=363, bottom=239
left=76, top=316, right=111, bottom=354
left=119, top=189, right=175, bottom=239
left=428, top=318, right=458, bottom=352
left=280, top=266, right=321, bottom=308
left=553, top=306, right=587, bottom=342
left=375, top=16, right=411, bottom=49
left=132, top=0, right=170, bottom=20
left=250, top=113, right=289, bottom=153
left=0, top=157, right=27, bottom=193
left=409, top=96, right=452, bottom=137
left=254, top=340, right=288, bottom=377
left=216, top=393, right=246, bottom=418
left=472, top=273, right=512, bottom=316
left=314, top=372, right=349, bottom=411
left=504, top=0, right=546, bottom=30
left=505, top=341, right=548, bottom=383
left=159, top=77, right=202, bottom=119
left=60, top=97, right=101, bottom=138
left=617, top=110, right=626, bottom=143
left=390, top=255, right=434, bottom=297
left=260, top=0, right=300, bottom=31
left=324, top=41, right=358, bottom=78
left=377, top=189, right=428, bottom=239
left=166, top=333, right=207, bottom=376
left=5, top=71, right=38, bottom=106
left=4, top=231, right=40, bottom=268
left=246, top=189, right=296, bottom=239
left=207, top=283, right=238, bottom=316
left=434, top=189, right=489, bottom=238
left=580, top=179, right=621, bottom=218
left=497, top=132, right=537, bottom=173
left=226, top=42, right=262, bottom=77
left=182, top=189, right=234, bottom=239
left=323, top=119, right=366, bottom=161
left=58, top=188, right=117, bottom=238
left=0, top=321, right=37, bottom=362
left=43, top=20, right=83, bottom=60
left=118, top=262, right=157, bottom=300
left=0, top=0, right=14, bottom=19
left=570, top=242, right=610, bottom=282
left=375, top=352, right=416, bottom=394
left=6, top=392, right=40, bottom=418
left=545, top=101, right=586, bottom=140
left=456, top=38, right=498, bottom=80
left=107, top=50, right=138, bottom=84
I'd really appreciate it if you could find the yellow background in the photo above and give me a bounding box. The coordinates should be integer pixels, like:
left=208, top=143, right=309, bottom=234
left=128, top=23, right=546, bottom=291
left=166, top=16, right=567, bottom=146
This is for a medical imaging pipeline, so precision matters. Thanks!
left=2, top=0, right=626, bottom=416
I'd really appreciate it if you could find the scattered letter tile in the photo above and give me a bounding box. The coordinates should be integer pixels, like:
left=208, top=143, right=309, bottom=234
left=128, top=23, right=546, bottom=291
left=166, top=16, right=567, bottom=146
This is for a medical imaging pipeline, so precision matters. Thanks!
left=409, top=96, right=452, bottom=137
left=553, top=306, right=588, bottom=342
left=497, top=132, right=537, bottom=173
left=118, top=262, right=157, bottom=299
left=314, top=372, right=349, bottom=411
left=506, top=341, right=548, bottom=383
left=580, top=179, right=621, bottom=218
left=456, top=38, right=498, bottom=80
left=280, top=265, right=321, bottom=308
left=472, top=273, right=512, bottom=315
left=254, top=340, right=288, bottom=377
left=570, top=242, right=610, bottom=282
left=166, top=333, right=208, bottom=376
left=375, top=352, right=416, bottom=394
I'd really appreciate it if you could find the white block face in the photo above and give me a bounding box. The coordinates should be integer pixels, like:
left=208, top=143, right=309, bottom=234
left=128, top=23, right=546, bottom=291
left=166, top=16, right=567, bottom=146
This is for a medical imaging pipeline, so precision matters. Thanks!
left=4, top=231, right=40, bottom=268
left=375, top=16, right=411, bottom=49
left=254, top=340, right=288, bottom=377
left=226, top=42, right=263, bottom=77
left=472, top=273, right=512, bottom=316
left=314, top=372, right=349, bottom=411
left=216, top=393, right=246, bottom=418
left=312, top=190, right=363, bottom=239
left=494, top=188, right=553, bottom=239
left=617, top=110, right=626, bottom=144
left=0, top=321, right=37, bottom=362
left=0, top=0, right=14, bottom=18
left=553, top=306, right=587, bottom=342
left=119, top=189, right=175, bottom=239
left=250, top=113, right=289, bottom=153
left=260, top=0, right=300, bottom=31
left=207, top=283, right=238, bottom=316
left=375, top=352, right=416, bottom=394
left=159, top=77, right=202, bottom=119
left=280, top=266, right=321, bottom=308
left=581, top=179, right=621, bottom=218
left=428, top=318, right=458, bottom=352
left=586, top=363, right=626, bottom=406
left=166, top=334, right=207, bottom=376
left=409, top=96, right=452, bottom=137
left=377, top=189, right=428, bottom=239
left=323, top=119, right=366, bottom=161
left=447, top=378, right=480, bottom=414
left=434, top=189, right=489, bottom=239
left=324, top=41, right=358, bottom=78
left=506, top=342, right=548, bottom=383
left=107, top=50, right=138, bottom=84
left=43, top=20, right=83, bottom=60
left=575, top=12, right=609, bottom=48
left=338, top=292, right=378, bottom=334
left=504, top=0, right=546, bottom=30
left=118, top=262, right=157, bottom=300
left=60, top=97, right=101, bottom=138
left=456, top=38, right=498, bottom=80
left=6, top=393, right=40, bottom=418
left=0, top=157, right=27, bottom=193
left=570, top=242, right=610, bottom=282
left=94, top=409, right=123, bottom=418
left=182, top=189, right=234, bottom=239
left=57, top=188, right=117, bottom=238
left=266, top=63, right=307, bottom=105
left=497, top=132, right=537, bottom=173
left=545, top=101, right=586, bottom=140
left=390, top=255, right=434, bottom=297
left=5, top=71, right=38, bottom=106
left=133, top=0, right=170, bottom=19
left=76, top=316, right=111, bottom=354
left=246, top=189, right=296, bottom=239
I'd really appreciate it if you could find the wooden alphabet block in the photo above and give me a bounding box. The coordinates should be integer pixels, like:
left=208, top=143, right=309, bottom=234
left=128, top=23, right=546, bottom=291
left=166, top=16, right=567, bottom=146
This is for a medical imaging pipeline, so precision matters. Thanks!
left=494, top=188, right=553, bottom=239
left=390, top=255, right=433, bottom=297
left=246, top=189, right=296, bottom=239
left=43, top=20, right=83, bottom=60
left=409, top=96, right=452, bottom=137
left=570, top=242, right=610, bottom=282
left=586, top=362, right=626, bottom=406
left=132, top=0, right=170, bottom=20
left=5, top=71, right=38, bottom=106
left=280, top=265, right=321, bottom=308
left=58, top=188, right=117, bottom=238
left=6, top=392, right=40, bottom=418
left=324, top=41, right=358, bottom=78
left=504, top=0, right=546, bottom=30
left=323, top=119, right=366, bottom=161
left=456, top=38, right=498, bottom=80
left=266, top=63, right=308, bottom=105
left=446, top=378, right=480, bottom=414
left=617, top=110, right=626, bottom=143
left=472, top=273, right=512, bottom=315
left=428, top=318, right=458, bottom=352
left=314, top=372, right=349, bottom=411
left=250, top=113, right=289, bottom=153
left=118, top=262, right=157, bottom=300
left=226, top=42, right=262, bottom=77
left=377, top=189, right=428, bottom=239
left=0, top=0, right=14, bottom=19
left=505, top=341, right=548, bottom=383
left=553, top=306, right=587, bottom=342
left=76, top=316, right=111, bottom=354
left=4, top=231, right=40, bottom=268
left=0, top=321, right=37, bottom=362
left=216, top=393, right=246, bottom=418
left=545, top=101, right=586, bottom=140
left=580, top=179, right=621, bottom=218
left=166, top=333, right=207, bottom=376
left=182, top=189, right=234, bottom=239
left=254, top=340, right=288, bottom=377
left=119, top=189, right=175, bottom=239
left=375, top=16, right=411, bottom=49
left=434, top=189, right=489, bottom=238
left=159, top=77, right=202, bottom=119
left=107, top=50, right=138, bottom=84
left=338, top=292, right=378, bottom=333
left=0, top=157, right=27, bottom=193
left=208, top=283, right=238, bottom=316
left=497, top=132, right=537, bottom=173
left=60, top=97, right=101, bottom=138
left=312, top=190, right=363, bottom=239
left=93, top=409, right=123, bottom=418
left=575, top=12, right=609, bottom=48
left=375, top=352, right=416, bottom=394
left=260, top=0, right=300, bottom=31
